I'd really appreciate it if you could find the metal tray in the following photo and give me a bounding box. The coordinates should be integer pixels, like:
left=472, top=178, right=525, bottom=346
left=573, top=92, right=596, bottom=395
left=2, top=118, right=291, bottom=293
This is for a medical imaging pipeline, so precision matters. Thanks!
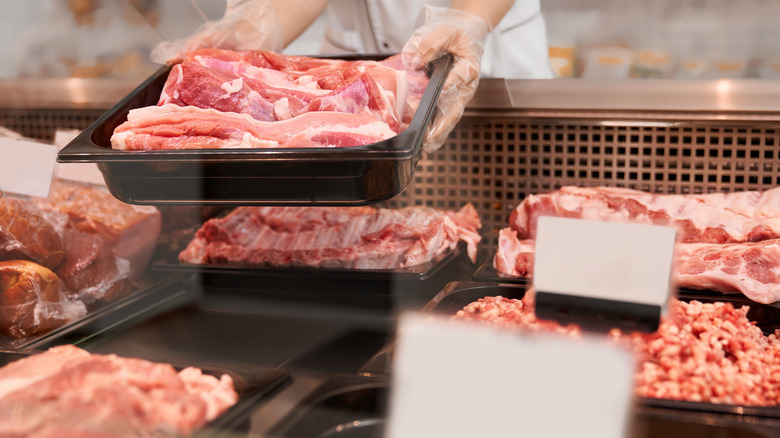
left=1, top=273, right=194, bottom=350
left=151, top=245, right=472, bottom=316
left=0, top=349, right=290, bottom=437
left=416, top=281, right=780, bottom=420
left=57, top=55, right=452, bottom=206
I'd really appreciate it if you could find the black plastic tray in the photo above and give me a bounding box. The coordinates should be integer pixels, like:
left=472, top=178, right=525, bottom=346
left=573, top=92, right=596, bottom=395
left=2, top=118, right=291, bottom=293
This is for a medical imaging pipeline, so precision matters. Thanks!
left=1, top=273, right=193, bottom=350
left=418, top=281, right=780, bottom=420
left=0, top=349, right=290, bottom=437
left=151, top=245, right=471, bottom=316
left=268, top=370, right=780, bottom=438
left=267, top=373, right=389, bottom=438
left=57, top=54, right=452, bottom=206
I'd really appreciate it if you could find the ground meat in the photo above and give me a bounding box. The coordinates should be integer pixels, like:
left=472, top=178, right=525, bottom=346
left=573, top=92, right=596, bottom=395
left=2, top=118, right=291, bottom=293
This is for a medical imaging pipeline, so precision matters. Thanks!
left=452, top=293, right=780, bottom=406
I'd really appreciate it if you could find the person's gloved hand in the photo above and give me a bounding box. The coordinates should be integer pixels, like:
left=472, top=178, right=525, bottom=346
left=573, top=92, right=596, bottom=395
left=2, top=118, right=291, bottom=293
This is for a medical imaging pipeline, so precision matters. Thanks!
left=402, top=5, right=490, bottom=153
left=151, top=0, right=283, bottom=65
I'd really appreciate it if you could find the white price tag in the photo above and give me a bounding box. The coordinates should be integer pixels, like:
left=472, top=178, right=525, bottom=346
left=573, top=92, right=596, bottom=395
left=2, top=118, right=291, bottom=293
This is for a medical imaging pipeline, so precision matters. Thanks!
left=0, top=137, right=57, bottom=198
left=534, top=217, right=676, bottom=308
left=53, top=129, right=105, bottom=186
left=386, top=313, right=635, bottom=438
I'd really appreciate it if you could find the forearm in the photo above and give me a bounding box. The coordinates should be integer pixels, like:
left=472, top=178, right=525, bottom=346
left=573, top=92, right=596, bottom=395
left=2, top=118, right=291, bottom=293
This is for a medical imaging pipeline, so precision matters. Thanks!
left=450, top=0, right=514, bottom=29
left=270, top=0, right=329, bottom=47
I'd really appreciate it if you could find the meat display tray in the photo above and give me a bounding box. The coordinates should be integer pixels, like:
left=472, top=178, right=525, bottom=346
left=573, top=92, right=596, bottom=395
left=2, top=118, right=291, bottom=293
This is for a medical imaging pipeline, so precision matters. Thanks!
left=0, top=350, right=291, bottom=437
left=151, top=245, right=471, bottom=317
left=57, top=55, right=452, bottom=206
left=415, top=281, right=780, bottom=421
left=267, top=370, right=780, bottom=438
left=2, top=273, right=193, bottom=350
left=267, top=373, right=389, bottom=438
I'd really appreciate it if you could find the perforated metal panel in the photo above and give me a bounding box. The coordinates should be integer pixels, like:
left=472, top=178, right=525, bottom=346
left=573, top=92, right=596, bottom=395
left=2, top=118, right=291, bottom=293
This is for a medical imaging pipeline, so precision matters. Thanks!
left=383, top=116, right=780, bottom=256
left=0, top=109, right=104, bottom=142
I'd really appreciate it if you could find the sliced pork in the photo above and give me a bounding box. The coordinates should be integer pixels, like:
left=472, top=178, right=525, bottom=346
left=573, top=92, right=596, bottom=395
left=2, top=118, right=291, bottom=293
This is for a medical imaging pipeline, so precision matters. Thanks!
left=179, top=205, right=482, bottom=269
left=112, top=104, right=397, bottom=150
left=0, top=345, right=238, bottom=437
left=494, top=230, right=780, bottom=304
left=113, top=49, right=429, bottom=151
left=511, top=186, right=780, bottom=243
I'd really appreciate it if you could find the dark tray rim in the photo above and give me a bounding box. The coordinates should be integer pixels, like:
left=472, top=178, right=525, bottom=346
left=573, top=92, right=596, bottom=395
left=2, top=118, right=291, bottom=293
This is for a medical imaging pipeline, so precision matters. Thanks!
left=57, top=54, right=453, bottom=163
left=152, top=243, right=466, bottom=284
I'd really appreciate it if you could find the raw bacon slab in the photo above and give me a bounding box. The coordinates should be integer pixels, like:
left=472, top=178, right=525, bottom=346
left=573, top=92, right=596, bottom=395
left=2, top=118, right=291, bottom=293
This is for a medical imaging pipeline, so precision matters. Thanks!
left=511, top=186, right=780, bottom=243
left=493, top=229, right=780, bottom=304
left=0, top=345, right=238, bottom=437
left=112, top=104, right=397, bottom=150
left=179, top=205, right=481, bottom=269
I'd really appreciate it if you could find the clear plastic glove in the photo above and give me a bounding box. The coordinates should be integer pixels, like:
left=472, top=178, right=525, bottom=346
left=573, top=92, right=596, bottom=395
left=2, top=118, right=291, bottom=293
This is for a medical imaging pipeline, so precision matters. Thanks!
left=402, top=5, right=490, bottom=152
left=151, top=0, right=283, bottom=65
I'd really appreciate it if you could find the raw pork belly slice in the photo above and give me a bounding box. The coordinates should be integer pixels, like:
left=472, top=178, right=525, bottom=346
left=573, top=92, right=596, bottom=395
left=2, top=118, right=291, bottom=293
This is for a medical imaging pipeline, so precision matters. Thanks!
left=112, top=104, right=397, bottom=150
left=113, top=49, right=429, bottom=151
left=511, top=186, right=780, bottom=243
left=179, top=204, right=481, bottom=269
left=0, top=345, right=238, bottom=437
left=162, top=49, right=408, bottom=132
left=493, top=229, right=780, bottom=304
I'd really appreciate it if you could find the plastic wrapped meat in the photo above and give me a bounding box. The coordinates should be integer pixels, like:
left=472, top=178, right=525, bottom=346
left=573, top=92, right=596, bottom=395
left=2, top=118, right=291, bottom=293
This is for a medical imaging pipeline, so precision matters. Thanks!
left=55, top=225, right=130, bottom=306
left=0, top=196, right=68, bottom=270
left=0, top=260, right=86, bottom=338
left=47, top=182, right=161, bottom=279
left=0, top=345, right=238, bottom=437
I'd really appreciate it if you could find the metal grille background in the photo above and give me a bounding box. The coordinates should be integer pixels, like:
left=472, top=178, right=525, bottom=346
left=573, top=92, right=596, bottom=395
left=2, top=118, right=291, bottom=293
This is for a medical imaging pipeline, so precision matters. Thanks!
left=4, top=108, right=780, bottom=258
left=0, top=109, right=105, bottom=142
left=382, top=116, right=780, bottom=256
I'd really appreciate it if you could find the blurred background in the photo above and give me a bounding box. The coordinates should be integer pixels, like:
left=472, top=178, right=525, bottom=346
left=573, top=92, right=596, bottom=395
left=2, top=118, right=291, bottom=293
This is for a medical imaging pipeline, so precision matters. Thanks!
left=1, top=0, right=778, bottom=81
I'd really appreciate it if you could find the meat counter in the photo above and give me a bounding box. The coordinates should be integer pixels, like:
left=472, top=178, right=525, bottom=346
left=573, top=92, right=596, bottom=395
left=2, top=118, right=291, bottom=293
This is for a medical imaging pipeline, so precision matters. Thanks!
left=2, top=77, right=780, bottom=437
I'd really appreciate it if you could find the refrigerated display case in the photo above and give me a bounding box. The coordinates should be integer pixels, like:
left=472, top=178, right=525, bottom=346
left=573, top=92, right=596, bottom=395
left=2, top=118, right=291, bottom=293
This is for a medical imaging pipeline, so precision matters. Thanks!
left=2, top=1, right=780, bottom=437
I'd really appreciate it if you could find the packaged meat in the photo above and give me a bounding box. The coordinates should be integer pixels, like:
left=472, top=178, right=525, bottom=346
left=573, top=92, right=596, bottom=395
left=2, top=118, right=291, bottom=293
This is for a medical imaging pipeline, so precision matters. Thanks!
left=0, top=345, right=238, bottom=437
left=179, top=204, right=482, bottom=269
left=0, top=196, right=67, bottom=270
left=110, top=49, right=429, bottom=151
left=55, top=224, right=131, bottom=306
left=0, top=260, right=86, bottom=338
left=47, top=181, right=161, bottom=279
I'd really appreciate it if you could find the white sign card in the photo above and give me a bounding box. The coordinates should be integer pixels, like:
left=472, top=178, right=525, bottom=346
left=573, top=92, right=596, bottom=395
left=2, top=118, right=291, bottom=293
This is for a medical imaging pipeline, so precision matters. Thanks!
left=0, top=137, right=57, bottom=198
left=534, top=217, right=677, bottom=308
left=386, top=313, right=635, bottom=438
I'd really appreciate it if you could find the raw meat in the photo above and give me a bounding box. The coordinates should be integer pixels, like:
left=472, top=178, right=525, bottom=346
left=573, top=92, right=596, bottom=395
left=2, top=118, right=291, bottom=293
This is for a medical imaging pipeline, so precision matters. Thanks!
left=0, top=196, right=67, bottom=269
left=493, top=230, right=780, bottom=304
left=111, top=104, right=397, bottom=150
left=55, top=225, right=130, bottom=306
left=47, top=182, right=161, bottom=279
left=511, top=186, right=780, bottom=244
left=0, top=260, right=86, bottom=338
left=453, top=293, right=780, bottom=406
left=179, top=204, right=482, bottom=269
left=0, top=345, right=238, bottom=437
left=674, top=239, right=780, bottom=304
left=113, top=49, right=431, bottom=151
left=161, top=52, right=405, bottom=132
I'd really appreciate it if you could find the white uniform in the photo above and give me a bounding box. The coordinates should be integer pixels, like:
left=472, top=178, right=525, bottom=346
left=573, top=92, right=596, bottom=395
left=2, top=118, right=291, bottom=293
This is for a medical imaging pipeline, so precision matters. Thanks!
left=320, top=0, right=552, bottom=79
